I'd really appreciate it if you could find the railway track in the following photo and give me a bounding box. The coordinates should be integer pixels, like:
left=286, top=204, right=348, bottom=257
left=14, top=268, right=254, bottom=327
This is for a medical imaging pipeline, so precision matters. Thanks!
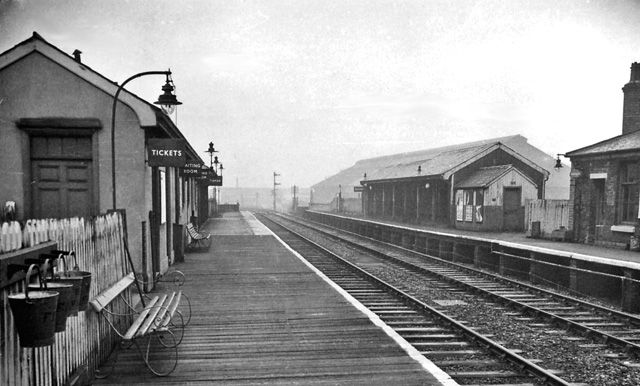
left=257, top=213, right=573, bottom=386
left=270, top=213, right=640, bottom=363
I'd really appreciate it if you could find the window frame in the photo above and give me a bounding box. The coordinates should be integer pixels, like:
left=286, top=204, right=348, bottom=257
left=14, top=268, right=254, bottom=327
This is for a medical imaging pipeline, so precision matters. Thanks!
left=620, top=162, right=640, bottom=224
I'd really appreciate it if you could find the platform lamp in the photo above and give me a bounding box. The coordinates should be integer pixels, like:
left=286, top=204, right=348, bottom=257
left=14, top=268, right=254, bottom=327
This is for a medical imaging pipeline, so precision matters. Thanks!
left=205, top=142, right=218, bottom=168
left=213, top=157, right=220, bottom=212
left=111, top=70, right=182, bottom=210
left=110, top=70, right=180, bottom=304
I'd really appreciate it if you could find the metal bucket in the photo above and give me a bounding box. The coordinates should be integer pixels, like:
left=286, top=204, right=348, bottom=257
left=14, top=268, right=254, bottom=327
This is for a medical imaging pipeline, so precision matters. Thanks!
left=60, top=270, right=91, bottom=310
left=56, top=252, right=92, bottom=311
left=50, top=275, right=83, bottom=315
left=8, top=265, right=59, bottom=347
left=30, top=281, right=74, bottom=332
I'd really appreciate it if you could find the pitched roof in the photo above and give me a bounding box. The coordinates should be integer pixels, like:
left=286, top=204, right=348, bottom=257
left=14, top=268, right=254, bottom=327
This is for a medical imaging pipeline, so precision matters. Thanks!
left=455, top=165, right=514, bottom=188
left=0, top=32, right=203, bottom=164
left=361, top=136, right=547, bottom=182
left=0, top=32, right=156, bottom=127
left=311, top=134, right=569, bottom=202
left=565, top=129, right=640, bottom=157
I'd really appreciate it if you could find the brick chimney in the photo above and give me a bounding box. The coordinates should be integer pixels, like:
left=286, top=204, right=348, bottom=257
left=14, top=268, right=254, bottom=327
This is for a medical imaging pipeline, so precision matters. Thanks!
left=622, top=62, right=640, bottom=135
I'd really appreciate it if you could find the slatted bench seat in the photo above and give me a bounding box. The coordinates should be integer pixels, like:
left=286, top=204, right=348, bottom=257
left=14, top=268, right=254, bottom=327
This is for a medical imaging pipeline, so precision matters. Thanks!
left=186, top=222, right=211, bottom=250
left=90, top=273, right=186, bottom=377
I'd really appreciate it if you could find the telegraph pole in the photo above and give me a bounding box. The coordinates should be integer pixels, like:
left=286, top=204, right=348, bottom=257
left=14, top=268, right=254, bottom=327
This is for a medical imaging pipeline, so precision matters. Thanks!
left=292, top=185, right=298, bottom=212
left=273, top=172, right=281, bottom=211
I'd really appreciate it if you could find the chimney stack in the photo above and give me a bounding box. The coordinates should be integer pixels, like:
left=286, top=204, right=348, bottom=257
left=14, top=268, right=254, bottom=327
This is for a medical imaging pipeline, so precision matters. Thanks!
left=72, top=49, right=82, bottom=63
left=622, top=62, right=640, bottom=135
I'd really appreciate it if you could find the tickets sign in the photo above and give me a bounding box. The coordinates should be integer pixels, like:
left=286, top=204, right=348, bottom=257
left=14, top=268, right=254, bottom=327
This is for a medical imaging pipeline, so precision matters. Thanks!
left=148, top=139, right=186, bottom=167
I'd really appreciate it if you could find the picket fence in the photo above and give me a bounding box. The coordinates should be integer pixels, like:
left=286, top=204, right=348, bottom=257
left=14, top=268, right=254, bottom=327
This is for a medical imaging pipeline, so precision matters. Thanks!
left=1, top=212, right=132, bottom=385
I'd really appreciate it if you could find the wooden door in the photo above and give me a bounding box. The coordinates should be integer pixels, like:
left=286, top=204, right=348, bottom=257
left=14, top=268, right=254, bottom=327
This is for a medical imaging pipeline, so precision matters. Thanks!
left=591, top=179, right=605, bottom=240
left=30, top=136, right=93, bottom=219
left=503, top=187, right=522, bottom=231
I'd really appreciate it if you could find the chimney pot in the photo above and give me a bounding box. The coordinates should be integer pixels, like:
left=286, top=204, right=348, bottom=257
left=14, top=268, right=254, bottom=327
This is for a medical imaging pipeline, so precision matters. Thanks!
left=622, top=61, right=640, bottom=135
left=631, top=62, right=640, bottom=82
left=72, top=49, right=82, bottom=63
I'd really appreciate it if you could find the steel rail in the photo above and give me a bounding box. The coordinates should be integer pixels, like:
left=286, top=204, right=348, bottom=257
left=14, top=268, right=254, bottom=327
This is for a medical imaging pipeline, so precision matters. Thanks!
left=259, top=213, right=571, bottom=386
left=304, top=213, right=640, bottom=323
left=278, top=212, right=640, bottom=356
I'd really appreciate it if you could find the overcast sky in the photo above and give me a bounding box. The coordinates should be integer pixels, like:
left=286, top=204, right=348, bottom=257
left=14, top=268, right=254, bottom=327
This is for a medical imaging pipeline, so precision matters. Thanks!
left=2, top=0, right=640, bottom=188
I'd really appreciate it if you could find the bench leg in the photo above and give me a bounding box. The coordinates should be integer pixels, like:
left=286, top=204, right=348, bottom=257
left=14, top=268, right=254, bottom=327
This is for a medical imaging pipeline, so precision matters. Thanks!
left=177, top=292, right=192, bottom=328
left=162, top=313, right=186, bottom=346
left=94, top=340, right=128, bottom=379
left=134, top=331, right=179, bottom=376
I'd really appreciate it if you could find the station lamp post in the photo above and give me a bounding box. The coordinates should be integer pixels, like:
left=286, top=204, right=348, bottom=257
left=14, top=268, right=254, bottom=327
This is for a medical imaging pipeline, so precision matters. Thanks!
left=555, top=154, right=566, bottom=169
left=111, top=70, right=181, bottom=210
left=205, top=142, right=220, bottom=215
left=206, top=142, right=218, bottom=167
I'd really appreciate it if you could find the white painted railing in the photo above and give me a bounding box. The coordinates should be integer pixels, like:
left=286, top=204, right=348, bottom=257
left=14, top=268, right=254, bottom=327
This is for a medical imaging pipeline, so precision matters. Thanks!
left=1, top=212, right=131, bottom=385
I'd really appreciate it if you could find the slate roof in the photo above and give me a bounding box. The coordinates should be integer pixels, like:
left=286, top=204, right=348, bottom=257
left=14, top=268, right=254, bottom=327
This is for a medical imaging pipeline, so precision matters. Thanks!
left=565, top=129, right=640, bottom=157
left=311, top=135, right=569, bottom=202
left=361, top=136, right=546, bottom=182
left=364, top=141, right=500, bottom=181
left=455, top=165, right=513, bottom=188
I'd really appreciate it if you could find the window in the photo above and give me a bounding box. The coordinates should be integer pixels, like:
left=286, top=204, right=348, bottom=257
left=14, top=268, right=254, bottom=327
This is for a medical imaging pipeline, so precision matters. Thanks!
left=621, top=162, right=640, bottom=222
left=455, top=188, right=484, bottom=223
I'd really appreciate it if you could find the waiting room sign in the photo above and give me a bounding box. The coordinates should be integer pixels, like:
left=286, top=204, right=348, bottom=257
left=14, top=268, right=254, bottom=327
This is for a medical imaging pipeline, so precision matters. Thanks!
left=181, top=161, right=203, bottom=177
left=148, top=139, right=186, bottom=167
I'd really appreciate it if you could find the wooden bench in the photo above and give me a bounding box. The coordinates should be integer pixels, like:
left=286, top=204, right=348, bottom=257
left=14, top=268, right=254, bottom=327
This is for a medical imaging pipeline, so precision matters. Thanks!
left=90, top=273, right=186, bottom=377
left=186, top=222, right=211, bottom=250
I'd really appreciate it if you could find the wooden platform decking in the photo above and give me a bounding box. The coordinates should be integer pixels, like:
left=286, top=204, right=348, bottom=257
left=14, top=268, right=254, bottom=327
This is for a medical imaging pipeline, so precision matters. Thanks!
left=93, top=212, right=447, bottom=385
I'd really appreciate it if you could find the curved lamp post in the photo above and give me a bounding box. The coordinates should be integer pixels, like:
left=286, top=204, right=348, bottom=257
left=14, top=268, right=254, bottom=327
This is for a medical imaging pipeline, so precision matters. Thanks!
left=111, top=70, right=182, bottom=210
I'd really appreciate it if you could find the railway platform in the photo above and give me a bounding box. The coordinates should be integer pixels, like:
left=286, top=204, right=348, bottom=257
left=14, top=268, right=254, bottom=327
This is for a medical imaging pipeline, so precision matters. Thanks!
left=335, top=213, right=640, bottom=265
left=94, top=211, right=452, bottom=385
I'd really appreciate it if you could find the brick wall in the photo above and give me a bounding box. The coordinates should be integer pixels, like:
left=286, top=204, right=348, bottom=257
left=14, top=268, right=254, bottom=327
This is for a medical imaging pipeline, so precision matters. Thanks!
left=571, top=156, right=630, bottom=247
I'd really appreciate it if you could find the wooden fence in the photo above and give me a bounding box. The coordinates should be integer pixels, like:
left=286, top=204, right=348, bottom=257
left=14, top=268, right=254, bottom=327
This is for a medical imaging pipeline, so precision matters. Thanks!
left=1, top=212, right=132, bottom=385
left=525, top=199, right=570, bottom=238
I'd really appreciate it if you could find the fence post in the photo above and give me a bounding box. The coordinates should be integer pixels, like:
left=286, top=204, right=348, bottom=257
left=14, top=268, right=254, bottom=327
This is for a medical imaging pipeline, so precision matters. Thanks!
left=622, top=269, right=640, bottom=313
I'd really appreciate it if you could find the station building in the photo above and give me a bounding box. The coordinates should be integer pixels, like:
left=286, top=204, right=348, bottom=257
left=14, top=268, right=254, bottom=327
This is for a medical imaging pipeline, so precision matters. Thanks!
left=0, top=33, right=208, bottom=282
left=312, top=135, right=565, bottom=232
left=359, top=139, right=549, bottom=231
left=565, top=62, right=640, bottom=248
left=312, top=136, right=568, bottom=212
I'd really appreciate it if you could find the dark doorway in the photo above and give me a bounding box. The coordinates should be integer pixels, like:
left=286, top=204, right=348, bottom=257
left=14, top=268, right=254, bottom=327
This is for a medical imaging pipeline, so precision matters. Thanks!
left=150, top=166, right=161, bottom=276
left=503, top=187, right=523, bottom=231
left=591, top=179, right=606, bottom=241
